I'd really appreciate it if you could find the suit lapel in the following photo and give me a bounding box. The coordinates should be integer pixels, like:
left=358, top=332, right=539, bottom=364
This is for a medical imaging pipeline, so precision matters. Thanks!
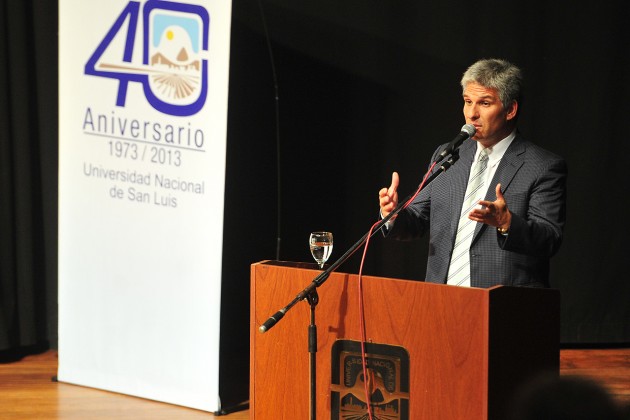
left=491, top=135, right=526, bottom=197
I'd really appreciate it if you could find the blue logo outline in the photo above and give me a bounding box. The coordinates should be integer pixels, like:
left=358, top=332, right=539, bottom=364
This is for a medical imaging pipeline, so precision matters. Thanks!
left=85, top=0, right=210, bottom=117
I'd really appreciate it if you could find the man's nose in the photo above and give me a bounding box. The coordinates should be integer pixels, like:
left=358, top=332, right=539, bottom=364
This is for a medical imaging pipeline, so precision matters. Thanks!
left=465, top=105, right=479, bottom=120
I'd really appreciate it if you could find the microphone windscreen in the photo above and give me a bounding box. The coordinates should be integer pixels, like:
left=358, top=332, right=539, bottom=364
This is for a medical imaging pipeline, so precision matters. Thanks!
left=461, top=123, right=476, bottom=137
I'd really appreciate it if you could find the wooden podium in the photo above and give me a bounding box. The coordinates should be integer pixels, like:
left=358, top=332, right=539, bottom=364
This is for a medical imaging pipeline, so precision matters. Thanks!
left=250, top=261, right=560, bottom=420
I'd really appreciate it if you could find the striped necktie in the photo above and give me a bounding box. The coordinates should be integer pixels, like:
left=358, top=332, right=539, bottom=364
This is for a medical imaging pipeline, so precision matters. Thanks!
left=447, top=148, right=489, bottom=287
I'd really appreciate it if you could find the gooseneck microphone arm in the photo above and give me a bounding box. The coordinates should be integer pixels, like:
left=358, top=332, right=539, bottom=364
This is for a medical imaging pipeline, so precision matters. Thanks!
left=258, top=151, right=461, bottom=334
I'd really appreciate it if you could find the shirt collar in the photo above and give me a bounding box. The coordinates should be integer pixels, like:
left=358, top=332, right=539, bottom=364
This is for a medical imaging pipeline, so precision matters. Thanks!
left=475, top=129, right=516, bottom=166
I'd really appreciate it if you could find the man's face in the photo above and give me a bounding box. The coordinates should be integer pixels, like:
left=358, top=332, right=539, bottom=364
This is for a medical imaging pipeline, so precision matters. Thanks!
left=462, top=82, right=517, bottom=147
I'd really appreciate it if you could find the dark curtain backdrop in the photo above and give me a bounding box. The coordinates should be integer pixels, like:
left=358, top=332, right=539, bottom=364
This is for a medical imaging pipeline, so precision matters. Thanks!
left=1, top=0, right=57, bottom=356
left=1, top=0, right=628, bottom=375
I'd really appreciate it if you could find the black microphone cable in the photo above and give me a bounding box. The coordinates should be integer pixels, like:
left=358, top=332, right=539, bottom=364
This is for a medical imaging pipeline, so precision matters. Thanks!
left=256, top=0, right=283, bottom=260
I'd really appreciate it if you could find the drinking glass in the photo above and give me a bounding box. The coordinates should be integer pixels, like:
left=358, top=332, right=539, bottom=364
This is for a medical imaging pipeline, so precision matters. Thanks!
left=309, top=232, right=333, bottom=269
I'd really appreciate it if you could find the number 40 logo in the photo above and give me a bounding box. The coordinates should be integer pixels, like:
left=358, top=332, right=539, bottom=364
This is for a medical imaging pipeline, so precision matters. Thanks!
left=85, top=0, right=210, bottom=117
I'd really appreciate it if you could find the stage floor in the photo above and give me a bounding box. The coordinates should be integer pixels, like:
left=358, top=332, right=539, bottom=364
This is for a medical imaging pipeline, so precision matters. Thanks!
left=1, top=348, right=628, bottom=418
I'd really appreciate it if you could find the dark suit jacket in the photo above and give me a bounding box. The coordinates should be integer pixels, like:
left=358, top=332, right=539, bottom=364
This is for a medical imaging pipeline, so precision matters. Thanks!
left=388, top=133, right=567, bottom=288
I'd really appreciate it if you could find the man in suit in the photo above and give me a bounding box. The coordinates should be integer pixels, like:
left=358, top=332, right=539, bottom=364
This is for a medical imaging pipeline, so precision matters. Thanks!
left=379, top=58, right=567, bottom=288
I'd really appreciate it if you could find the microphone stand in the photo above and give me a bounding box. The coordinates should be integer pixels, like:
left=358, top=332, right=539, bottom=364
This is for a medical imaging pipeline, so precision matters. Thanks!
left=258, top=152, right=460, bottom=420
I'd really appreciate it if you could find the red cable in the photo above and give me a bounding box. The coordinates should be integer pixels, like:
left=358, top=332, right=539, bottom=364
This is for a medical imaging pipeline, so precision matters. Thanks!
left=357, top=221, right=378, bottom=419
left=355, top=161, right=437, bottom=419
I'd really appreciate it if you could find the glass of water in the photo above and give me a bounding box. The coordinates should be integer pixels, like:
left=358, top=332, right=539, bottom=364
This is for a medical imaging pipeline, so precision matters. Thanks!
left=309, top=232, right=333, bottom=269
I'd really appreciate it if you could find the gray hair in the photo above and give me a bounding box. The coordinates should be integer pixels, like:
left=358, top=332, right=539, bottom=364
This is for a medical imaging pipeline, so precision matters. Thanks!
left=460, top=59, right=523, bottom=110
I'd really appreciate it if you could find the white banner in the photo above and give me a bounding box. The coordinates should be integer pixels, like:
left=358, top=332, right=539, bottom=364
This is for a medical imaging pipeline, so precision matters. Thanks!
left=58, top=0, right=231, bottom=412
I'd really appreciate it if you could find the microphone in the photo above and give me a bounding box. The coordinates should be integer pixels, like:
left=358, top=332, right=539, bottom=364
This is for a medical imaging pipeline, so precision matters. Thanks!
left=259, top=308, right=287, bottom=333
left=433, top=124, right=476, bottom=162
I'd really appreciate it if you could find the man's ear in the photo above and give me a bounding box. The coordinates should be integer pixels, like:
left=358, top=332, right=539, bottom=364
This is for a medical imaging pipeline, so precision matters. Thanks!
left=506, top=100, right=518, bottom=121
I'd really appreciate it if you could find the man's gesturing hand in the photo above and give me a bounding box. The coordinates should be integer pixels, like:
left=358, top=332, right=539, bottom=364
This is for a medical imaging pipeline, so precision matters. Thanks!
left=379, top=172, right=399, bottom=218
left=469, top=183, right=511, bottom=230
